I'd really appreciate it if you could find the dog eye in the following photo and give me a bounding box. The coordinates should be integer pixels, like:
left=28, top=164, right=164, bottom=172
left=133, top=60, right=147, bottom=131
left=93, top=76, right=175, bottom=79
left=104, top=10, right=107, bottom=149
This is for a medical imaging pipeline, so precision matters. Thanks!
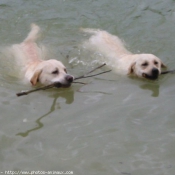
left=154, top=61, right=158, bottom=65
left=52, top=70, right=59, bottom=74
left=141, top=62, right=148, bottom=66
left=64, top=68, right=67, bottom=73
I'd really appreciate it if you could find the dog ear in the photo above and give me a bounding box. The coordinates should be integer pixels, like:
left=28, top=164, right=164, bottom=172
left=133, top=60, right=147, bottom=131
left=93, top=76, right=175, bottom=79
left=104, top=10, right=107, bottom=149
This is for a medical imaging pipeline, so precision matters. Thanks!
left=128, top=62, right=136, bottom=75
left=161, top=62, right=167, bottom=68
left=30, top=69, right=42, bottom=86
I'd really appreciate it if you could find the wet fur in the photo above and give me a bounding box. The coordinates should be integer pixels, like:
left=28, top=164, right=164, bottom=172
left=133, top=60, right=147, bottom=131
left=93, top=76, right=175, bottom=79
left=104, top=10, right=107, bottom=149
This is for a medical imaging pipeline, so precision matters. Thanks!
left=9, top=24, right=73, bottom=86
left=82, top=28, right=166, bottom=80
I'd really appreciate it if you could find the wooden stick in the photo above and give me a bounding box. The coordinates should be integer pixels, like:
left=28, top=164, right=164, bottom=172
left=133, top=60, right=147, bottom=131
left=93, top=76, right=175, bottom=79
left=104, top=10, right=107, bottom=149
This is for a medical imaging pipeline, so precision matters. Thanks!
left=73, top=81, right=87, bottom=85
left=16, top=63, right=111, bottom=97
left=161, top=70, right=175, bottom=74
left=74, top=63, right=106, bottom=80
left=16, top=82, right=86, bottom=96
left=16, top=82, right=61, bottom=96
left=74, top=70, right=111, bottom=80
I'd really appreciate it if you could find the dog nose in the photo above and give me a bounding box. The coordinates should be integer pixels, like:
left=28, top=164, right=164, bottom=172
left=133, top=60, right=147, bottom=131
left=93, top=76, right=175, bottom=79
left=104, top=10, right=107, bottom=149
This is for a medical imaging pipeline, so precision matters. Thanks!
left=66, top=75, right=74, bottom=83
left=152, top=68, right=159, bottom=76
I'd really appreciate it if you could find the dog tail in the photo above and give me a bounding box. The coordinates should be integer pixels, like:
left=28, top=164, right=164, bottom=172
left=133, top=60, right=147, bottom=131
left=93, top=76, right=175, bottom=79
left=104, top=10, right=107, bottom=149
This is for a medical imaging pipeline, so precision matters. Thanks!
left=80, top=28, right=101, bottom=34
left=24, top=23, right=40, bottom=43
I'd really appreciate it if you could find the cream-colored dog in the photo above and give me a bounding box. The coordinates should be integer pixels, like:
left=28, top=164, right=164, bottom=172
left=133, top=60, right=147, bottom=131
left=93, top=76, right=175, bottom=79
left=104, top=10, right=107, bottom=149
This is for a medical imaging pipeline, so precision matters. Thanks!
left=10, top=24, right=73, bottom=87
left=82, top=29, right=166, bottom=80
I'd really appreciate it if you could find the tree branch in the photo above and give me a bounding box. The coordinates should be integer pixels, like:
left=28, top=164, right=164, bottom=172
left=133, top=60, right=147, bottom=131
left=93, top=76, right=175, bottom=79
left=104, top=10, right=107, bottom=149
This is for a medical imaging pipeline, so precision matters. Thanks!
left=16, top=63, right=111, bottom=97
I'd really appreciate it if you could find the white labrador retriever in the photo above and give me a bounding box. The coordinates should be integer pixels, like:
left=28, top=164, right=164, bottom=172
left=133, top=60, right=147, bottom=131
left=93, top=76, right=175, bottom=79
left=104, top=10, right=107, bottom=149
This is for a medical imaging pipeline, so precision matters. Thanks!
left=10, top=24, right=74, bottom=87
left=82, top=29, right=166, bottom=80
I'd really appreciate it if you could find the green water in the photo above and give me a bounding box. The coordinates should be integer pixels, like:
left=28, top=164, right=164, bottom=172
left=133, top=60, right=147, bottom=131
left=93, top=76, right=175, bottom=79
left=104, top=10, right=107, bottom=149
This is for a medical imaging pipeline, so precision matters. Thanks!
left=0, top=0, right=175, bottom=175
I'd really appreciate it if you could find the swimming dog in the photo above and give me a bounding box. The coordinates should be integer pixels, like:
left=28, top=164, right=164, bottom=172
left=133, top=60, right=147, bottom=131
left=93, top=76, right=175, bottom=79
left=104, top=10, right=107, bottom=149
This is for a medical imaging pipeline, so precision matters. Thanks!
left=10, top=24, right=74, bottom=87
left=82, top=29, right=166, bottom=80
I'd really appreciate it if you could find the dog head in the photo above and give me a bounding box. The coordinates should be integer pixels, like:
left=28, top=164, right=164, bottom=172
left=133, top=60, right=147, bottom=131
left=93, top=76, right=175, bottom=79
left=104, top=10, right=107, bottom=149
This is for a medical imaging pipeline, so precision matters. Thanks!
left=128, top=54, right=166, bottom=80
left=30, top=59, right=74, bottom=87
